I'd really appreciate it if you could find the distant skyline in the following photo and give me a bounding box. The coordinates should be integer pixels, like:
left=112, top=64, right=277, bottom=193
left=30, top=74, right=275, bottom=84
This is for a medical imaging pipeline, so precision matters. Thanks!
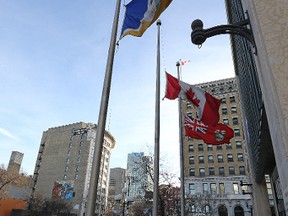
left=0, top=0, right=234, bottom=175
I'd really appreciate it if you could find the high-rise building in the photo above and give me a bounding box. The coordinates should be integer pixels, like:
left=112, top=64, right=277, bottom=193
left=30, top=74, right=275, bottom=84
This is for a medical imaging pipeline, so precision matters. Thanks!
left=7, top=151, right=24, bottom=173
left=107, top=167, right=126, bottom=208
left=31, top=122, right=115, bottom=216
left=183, top=78, right=252, bottom=215
left=126, top=152, right=153, bottom=200
left=224, top=0, right=288, bottom=215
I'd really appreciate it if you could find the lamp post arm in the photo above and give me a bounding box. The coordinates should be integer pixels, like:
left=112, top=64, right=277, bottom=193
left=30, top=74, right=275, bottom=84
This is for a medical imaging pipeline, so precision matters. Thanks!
left=191, top=17, right=257, bottom=54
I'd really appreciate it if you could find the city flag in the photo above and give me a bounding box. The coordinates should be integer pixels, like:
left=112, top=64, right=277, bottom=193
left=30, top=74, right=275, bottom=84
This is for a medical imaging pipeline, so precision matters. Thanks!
left=184, top=115, right=234, bottom=145
left=120, top=0, right=172, bottom=38
left=164, top=72, right=221, bottom=126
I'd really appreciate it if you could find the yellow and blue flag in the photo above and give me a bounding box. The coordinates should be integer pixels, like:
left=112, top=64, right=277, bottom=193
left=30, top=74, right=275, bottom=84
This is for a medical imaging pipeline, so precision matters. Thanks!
left=120, top=0, right=172, bottom=39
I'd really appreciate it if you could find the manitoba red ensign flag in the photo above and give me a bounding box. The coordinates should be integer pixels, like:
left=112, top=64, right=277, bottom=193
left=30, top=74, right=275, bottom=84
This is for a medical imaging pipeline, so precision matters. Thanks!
left=164, top=72, right=221, bottom=126
left=184, top=115, right=234, bottom=145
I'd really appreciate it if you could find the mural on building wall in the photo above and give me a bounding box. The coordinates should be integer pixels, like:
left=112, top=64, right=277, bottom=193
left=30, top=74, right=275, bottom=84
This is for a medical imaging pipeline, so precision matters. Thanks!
left=52, top=180, right=74, bottom=200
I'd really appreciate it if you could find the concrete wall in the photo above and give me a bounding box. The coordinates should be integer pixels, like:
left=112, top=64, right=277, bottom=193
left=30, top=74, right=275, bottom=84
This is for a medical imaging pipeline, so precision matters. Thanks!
left=244, top=0, right=288, bottom=213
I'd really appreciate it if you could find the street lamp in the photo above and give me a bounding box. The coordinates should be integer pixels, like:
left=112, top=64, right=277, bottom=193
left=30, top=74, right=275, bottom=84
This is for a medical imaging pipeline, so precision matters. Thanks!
left=114, top=187, right=135, bottom=216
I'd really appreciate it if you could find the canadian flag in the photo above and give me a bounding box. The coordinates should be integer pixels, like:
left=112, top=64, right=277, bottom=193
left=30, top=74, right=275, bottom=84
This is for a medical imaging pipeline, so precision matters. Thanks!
left=164, top=72, right=221, bottom=126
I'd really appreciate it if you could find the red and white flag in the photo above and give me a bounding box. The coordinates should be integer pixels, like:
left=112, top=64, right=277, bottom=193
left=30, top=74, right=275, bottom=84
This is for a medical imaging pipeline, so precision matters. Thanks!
left=184, top=115, right=234, bottom=145
left=181, top=60, right=191, bottom=66
left=164, top=72, right=221, bottom=126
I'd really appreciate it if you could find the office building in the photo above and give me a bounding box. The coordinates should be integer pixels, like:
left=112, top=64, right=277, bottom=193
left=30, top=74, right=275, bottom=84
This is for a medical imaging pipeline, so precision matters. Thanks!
left=224, top=0, right=287, bottom=215
left=126, top=152, right=153, bottom=200
left=183, top=78, right=252, bottom=215
left=7, top=151, right=24, bottom=173
left=31, top=122, right=115, bottom=216
left=107, top=167, right=126, bottom=209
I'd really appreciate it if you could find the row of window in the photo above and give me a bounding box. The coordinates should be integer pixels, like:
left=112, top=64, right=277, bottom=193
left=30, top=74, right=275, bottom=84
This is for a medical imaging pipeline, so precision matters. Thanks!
left=189, top=182, right=242, bottom=195
left=65, top=165, right=80, bottom=172
left=221, top=106, right=237, bottom=115
left=189, top=166, right=245, bottom=176
left=223, top=117, right=239, bottom=125
left=63, top=174, right=79, bottom=180
left=221, top=96, right=236, bottom=104
left=188, top=141, right=242, bottom=152
left=189, top=153, right=244, bottom=164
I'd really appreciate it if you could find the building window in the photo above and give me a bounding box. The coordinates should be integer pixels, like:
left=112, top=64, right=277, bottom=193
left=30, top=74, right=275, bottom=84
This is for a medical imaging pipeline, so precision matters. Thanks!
left=203, top=183, right=209, bottom=194
left=210, top=183, right=217, bottom=194
left=222, top=108, right=228, bottom=115
left=233, top=183, right=239, bottom=194
left=189, top=183, right=196, bottom=195
left=80, top=141, right=84, bottom=147
left=187, top=103, right=192, bottom=109
left=199, top=156, right=204, bottom=163
left=199, top=168, right=205, bottom=177
left=208, top=155, right=214, bottom=163
left=66, top=158, right=70, bottom=164
left=67, top=150, right=71, bottom=156
left=63, top=175, right=67, bottom=180
left=229, top=166, right=235, bottom=174
left=226, top=143, right=232, bottom=149
left=223, top=118, right=229, bottom=125
left=77, top=157, right=81, bottom=163
left=239, top=166, right=245, bottom=175
left=189, top=156, right=194, bottom=164
left=237, top=153, right=244, bottom=161
left=188, top=137, right=193, bottom=141
left=75, top=174, right=79, bottom=180
left=221, top=98, right=226, bottom=104
left=209, top=167, right=215, bottom=175
left=78, top=149, right=82, bottom=155
left=234, top=129, right=241, bottom=136
left=219, top=183, right=225, bottom=195
left=189, top=168, right=195, bottom=176
left=230, top=96, right=235, bottom=103
left=227, top=154, right=234, bottom=162
left=232, top=117, right=239, bottom=125
left=187, top=112, right=193, bottom=118
left=69, top=142, right=73, bottom=149
left=198, top=144, right=204, bottom=151
left=217, top=154, right=223, bottom=162
left=236, top=141, right=242, bottom=148
left=207, top=144, right=213, bottom=151
left=189, top=144, right=194, bottom=152
left=217, top=145, right=222, bottom=150
left=231, top=106, right=237, bottom=113
left=65, top=166, right=69, bottom=172
left=76, top=165, right=80, bottom=172
left=219, top=167, right=225, bottom=176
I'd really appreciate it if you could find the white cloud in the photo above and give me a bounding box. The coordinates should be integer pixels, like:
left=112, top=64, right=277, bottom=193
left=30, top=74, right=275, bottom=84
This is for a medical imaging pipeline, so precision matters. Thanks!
left=0, top=127, right=20, bottom=142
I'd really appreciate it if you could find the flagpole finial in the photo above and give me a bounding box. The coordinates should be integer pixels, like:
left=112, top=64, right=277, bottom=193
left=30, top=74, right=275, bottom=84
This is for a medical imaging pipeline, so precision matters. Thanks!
left=157, top=19, right=161, bottom=25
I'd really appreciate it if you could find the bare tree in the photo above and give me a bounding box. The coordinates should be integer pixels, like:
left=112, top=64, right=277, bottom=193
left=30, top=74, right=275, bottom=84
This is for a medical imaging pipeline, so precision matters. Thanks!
left=0, top=165, right=32, bottom=199
left=185, top=193, right=217, bottom=215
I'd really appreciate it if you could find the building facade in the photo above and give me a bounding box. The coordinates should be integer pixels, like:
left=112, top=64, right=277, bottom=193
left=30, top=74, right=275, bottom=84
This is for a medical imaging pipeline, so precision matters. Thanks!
left=7, top=151, right=24, bottom=174
left=107, top=167, right=126, bottom=209
left=126, top=152, right=153, bottom=200
left=224, top=0, right=288, bottom=215
left=183, top=78, right=252, bottom=215
left=31, top=122, right=115, bottom=216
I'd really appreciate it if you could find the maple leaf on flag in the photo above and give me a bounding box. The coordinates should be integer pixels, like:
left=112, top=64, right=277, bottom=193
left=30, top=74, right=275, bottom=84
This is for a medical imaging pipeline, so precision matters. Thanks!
left=185, top=88, right=200, bottom=107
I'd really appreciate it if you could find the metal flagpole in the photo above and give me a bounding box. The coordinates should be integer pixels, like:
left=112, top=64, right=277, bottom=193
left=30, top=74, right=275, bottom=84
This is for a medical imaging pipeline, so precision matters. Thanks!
left=86, top=0, right=121, bottom=215
left=177, top=61, right=186, bottom=216
left=153, top=20, right=161, bottom=216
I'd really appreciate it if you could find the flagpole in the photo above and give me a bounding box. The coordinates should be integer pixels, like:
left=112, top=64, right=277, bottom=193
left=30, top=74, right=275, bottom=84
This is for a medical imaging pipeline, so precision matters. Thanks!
left=177, top=61, right=186, bottom=216
left=86, top=0, right=121, bottom=215
left=153, top=19, right=161, bottom=216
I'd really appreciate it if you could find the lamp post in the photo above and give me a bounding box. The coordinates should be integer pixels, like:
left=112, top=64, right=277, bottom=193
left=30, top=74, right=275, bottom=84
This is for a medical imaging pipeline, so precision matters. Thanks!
left=114, top=187, right=134, bottom=216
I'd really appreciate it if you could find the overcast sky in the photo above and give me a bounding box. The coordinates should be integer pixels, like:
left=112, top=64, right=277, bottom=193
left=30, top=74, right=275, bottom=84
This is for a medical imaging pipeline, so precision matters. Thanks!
left=0, top=0, right=234, bottom=175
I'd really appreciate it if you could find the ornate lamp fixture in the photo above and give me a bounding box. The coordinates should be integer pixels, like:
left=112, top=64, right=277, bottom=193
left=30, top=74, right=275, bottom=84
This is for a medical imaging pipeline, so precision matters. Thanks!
left=191, top=12, right=257, bottom=54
